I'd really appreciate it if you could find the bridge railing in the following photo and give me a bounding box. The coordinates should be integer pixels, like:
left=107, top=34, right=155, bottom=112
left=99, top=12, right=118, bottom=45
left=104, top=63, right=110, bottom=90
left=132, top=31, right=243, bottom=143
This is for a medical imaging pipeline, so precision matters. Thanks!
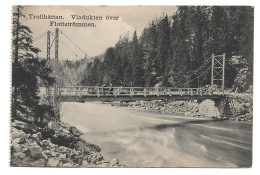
left=48, top=86, right=225, bottom=97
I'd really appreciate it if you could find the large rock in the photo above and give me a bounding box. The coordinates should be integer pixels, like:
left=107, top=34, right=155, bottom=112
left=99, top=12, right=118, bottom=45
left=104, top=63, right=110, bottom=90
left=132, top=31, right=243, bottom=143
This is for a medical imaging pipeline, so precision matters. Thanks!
left=41, top=152, right=48, bottom=160
left=69, top=126, right=83, bottom=137
left=41, top=139, right=51, bottom=147
left=47, top=158, right=60, bottom=167
left=12, top=120, right=37, bottom=134
left=110, top=159, right=119, bottom=166
left=58, top=153, right=66, bottom=159
left=47, top=121, right=59, bottom=130
left=73, top=138, right=101, bottom=153
left=32, top=132, right=42, bottom=141
left=61, top=162, right=73, bottom=167
left=42, top=150, right=56, bottom=157
left=72, top=155, right=83, bottom=165
left=29, top=159, right=46, bottom=167
left=12, top=138, right=21, bottom=145
left=28, top=143, right=42, bottom=160
left=82, top=160, right=90, bottom=167
left=14, top=152, right=26, bottom=159
left=12, top=130, right=26, bottom=140
left=12, top=144, right=23, bottom=153
left=51, top=130, right=77, bottom=148
left=11, top=156, right=23, bottom=166
left=59, top=146, right=68, bottom=153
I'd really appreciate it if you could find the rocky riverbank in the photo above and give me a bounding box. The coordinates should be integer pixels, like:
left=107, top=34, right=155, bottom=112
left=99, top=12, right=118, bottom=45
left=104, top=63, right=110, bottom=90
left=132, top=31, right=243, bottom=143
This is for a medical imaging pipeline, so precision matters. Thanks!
left=227, top=94, right=253, bottom=122
left=10, top=119, right=123, bottom=167
left=110, top=94, right=253, bottom=122
left=111, top=100, right=221, bottom=118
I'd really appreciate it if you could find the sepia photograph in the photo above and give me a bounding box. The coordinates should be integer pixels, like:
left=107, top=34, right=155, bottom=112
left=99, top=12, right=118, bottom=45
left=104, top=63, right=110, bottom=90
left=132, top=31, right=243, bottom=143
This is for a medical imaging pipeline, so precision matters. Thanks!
left=10, top=5, right=253, bottom=168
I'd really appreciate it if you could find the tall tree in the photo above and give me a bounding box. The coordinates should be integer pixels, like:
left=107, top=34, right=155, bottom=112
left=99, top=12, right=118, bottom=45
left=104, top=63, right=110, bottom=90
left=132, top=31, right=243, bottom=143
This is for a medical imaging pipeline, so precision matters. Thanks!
left=12, top=6, right=55, bottom=122
left=156, top=15, right=171, bottom=86
left=140, top=21, right=158, bottom=87
left=131, top=31, right=144, bottom=87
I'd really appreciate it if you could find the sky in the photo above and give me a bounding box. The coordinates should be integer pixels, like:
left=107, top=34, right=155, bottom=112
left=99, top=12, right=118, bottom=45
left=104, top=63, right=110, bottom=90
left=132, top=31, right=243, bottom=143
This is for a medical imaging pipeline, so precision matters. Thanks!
left=20, top=6, right=178, bottom=60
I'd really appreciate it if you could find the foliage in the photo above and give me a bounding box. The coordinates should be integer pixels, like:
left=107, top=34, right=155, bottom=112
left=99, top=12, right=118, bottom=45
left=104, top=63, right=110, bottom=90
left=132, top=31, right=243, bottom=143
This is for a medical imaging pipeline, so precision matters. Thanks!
left=12, top=6, right=55, bottom=122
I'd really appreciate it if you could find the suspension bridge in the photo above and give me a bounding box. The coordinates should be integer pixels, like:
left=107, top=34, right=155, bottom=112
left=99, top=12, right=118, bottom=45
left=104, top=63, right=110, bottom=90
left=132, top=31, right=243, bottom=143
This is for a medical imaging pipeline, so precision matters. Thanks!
left=34, top=28, right=237, bottom=111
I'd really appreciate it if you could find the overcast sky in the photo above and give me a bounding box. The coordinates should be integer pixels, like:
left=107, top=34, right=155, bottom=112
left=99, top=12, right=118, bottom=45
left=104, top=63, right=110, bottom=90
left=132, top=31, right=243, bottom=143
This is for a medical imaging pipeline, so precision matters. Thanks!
left=20, top=6, right=178, bottom=60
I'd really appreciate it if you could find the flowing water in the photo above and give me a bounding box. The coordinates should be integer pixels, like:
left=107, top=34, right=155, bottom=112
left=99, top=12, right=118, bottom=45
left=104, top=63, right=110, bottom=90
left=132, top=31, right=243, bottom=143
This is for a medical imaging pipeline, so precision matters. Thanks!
left=61, top=102, right=252, bottom=167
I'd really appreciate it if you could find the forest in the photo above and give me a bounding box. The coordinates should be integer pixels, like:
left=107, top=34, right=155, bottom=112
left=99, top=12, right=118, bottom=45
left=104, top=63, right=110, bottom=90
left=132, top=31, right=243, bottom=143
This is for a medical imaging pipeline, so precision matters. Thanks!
left=53, top=6, right=253, bottom=93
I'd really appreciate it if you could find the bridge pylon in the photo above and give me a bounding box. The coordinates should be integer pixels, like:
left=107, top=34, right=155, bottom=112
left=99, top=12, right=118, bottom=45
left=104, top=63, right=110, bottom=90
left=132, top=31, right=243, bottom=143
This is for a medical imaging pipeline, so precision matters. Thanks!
left=211, top=53, right=225, bottom=91
left=47, top=31, right=50, bottom=61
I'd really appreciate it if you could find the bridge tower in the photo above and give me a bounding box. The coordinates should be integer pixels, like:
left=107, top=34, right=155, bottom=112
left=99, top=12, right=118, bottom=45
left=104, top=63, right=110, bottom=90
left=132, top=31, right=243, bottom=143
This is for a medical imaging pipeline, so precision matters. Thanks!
left=45, top=28, right=60, bottom=117
left=47, top=31, right=51, bottom=61
left=211, top=53, right=225, bottom=90
left=45, top=30, right=51, bottom=105
left=55, top=28, right=59, bottom=62
left=53, top=28, right=60, bottom=118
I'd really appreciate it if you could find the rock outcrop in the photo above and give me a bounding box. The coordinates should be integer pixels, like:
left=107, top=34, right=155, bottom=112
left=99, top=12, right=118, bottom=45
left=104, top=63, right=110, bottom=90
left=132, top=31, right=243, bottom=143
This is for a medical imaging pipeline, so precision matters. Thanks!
left=10, top=120, right=124, bottom=167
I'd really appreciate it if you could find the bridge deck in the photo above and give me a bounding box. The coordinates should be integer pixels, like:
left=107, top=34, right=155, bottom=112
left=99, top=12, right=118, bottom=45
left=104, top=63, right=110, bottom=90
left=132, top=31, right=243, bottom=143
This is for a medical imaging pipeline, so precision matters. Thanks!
left=45, top=86, right=225, bottom=102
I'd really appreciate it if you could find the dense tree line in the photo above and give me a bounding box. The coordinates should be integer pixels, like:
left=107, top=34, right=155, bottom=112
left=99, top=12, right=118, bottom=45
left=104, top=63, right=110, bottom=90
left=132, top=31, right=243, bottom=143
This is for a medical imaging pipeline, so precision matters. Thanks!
left=68, top=6, right=254, bottom=92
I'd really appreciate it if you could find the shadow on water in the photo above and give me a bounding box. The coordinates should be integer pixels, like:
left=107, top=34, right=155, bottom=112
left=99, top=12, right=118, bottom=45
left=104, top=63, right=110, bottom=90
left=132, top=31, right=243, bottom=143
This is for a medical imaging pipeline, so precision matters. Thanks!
left=87, top=118, right=224, bottom=135
left=153, top=119, right=224, bottom=130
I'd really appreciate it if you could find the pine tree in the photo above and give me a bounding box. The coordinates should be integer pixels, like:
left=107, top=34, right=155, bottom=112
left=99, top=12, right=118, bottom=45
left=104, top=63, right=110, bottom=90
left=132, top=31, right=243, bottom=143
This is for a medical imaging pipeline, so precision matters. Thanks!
left=157, top=15, right=171, bottom=86
left=12, top=6, right=55, bottom=122
left=140, top=21, right=158, bottom=87
left=131, top=31, right=144, bottom=87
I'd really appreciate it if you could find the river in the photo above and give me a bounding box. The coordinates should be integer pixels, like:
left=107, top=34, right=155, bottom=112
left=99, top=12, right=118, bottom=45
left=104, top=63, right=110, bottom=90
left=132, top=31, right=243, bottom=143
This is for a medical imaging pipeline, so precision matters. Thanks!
left=60, top=102, right=252, bottom=167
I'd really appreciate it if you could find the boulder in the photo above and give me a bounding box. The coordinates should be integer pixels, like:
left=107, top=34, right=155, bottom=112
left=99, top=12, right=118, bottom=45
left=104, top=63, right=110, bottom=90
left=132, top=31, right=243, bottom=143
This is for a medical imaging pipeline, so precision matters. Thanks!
left=28, top=144, right=42, bottom=160
left=97, top=154, right=104, bottom=161
left=47, top=158, right=60, bottom=167
left=12, top=145, right=23, bottom=153
left=51, top=131, right=77, bottom=148
left=73, top=138, right=101, bottom=153
left=29, top=159, right=46, bottom=167
left=14, top=152, right=26, bottom=159
left=69, top=126, right=83, bottom=137
left=12, top=130, right=26, bottom=140
left=98, top=162, right=111, bottom=167
left=41, top=128, right=55, bottom=139
left=72, top=155, right=83, bottom=165
left=22, top=146, right=29, bottom=153
left=110, top=159, right=119, bottom=166
left=32, top=132, right=42, bottom=141
left=43, top=149, right=57, bottom=158
left=49, top=142, right=56, bottom=148
left=51, top=151, right=57, bottom=157
left=42, top=139, right=51, bottom=147
left=47, top=121, right=59, bottom=130
left=59, top=146, right=68, bottom=153
left=10, top=156, right=23, bottom=166
left=12, top=138, right=21, bottom=145
left=19, top=137, right=26, bottom=144
left=20, top=157, right=32, bottom=166
left=62, top=128, right=71, bottom=135
left=41, top=152, right=48, bottom=160
left=82, top=160, right=90, bottom=167
left=12, top=120, right=36, bottom=133
left=61, top=162, right=73, bottom=167
left=58, top=153, right=66, bottom=159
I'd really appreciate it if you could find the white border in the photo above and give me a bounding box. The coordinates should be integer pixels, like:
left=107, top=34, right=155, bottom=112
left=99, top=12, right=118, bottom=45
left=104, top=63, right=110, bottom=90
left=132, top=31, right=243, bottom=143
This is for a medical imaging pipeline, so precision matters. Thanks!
left=1, top=1, right=259, bottom=175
